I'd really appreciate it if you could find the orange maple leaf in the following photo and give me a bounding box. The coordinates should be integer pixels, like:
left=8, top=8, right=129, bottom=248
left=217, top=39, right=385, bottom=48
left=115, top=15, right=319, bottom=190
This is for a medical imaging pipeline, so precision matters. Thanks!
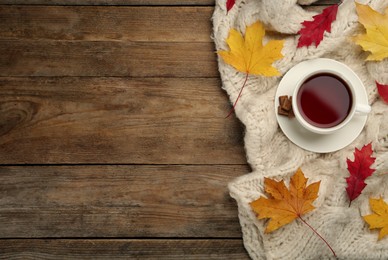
left=250, top=168, right=336, bottom=256
left=250, top=168, right=320, bottom=233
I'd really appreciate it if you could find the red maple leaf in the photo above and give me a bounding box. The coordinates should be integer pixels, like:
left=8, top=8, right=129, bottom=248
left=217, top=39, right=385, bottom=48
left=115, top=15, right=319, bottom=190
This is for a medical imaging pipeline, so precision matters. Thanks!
left=297, top=4, right=339, bottom=48
left=346, top=143, right=376, bottom=206
left=377, top=81, right=388, bottom=104
left=226, top=0, right=235, bottom=13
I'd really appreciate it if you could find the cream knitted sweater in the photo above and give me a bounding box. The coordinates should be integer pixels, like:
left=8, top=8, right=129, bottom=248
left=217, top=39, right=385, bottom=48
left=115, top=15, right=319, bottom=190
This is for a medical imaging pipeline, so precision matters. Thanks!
left=212, top=0, right=388, bottom=259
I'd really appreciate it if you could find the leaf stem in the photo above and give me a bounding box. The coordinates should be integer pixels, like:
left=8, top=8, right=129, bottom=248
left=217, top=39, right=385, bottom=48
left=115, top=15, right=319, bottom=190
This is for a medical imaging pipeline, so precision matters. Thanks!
left=226, top=73, right=249, bottom=118
left=298, top=216, right=337, bottom=257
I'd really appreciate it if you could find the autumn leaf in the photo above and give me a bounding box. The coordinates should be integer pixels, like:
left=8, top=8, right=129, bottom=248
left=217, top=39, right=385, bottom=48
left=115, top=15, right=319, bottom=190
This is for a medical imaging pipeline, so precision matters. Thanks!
left=346, top=143, right=376, bottom=206
left=218, top=21, right=284, bottom=75
left=353, top=3, right=388, bottom=61
left=297, top=4, right=339, bottom=48
left=226, top=0, right=235, bottom=13
left=363, top=197, right=388, bottom=240
left=250, top=168, right=336, bottom=256
left=218, top=21, right=284, bottom=117
left=250, top=168, right=320, bottom=232
left=377, top=81, right=388, bottom=104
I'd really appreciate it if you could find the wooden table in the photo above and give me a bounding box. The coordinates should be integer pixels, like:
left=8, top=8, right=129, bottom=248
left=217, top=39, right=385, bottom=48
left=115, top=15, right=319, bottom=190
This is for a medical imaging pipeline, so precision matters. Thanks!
left=0, top=0, right=335, bottom=258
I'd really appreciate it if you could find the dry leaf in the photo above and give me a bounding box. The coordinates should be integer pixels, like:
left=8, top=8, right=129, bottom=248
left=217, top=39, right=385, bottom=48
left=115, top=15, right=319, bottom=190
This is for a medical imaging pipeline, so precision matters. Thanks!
left=218, top=21, right=284, bottom=116
left=226, top=0, right=235, bottom=13
left=353, top=3, right=388, bottom=61
left=345, top=143, right=376, bottom=206
left=250, top=168, right=336, bottom=256
left=377, top=81, right=388, bottom=104
left=363, top=197, right=388, bottom=240
left=250, top=168, right=320, bottom=233
left=218, top=21, right=284, bottom=76
left=297, top=4, right=339, bottom=48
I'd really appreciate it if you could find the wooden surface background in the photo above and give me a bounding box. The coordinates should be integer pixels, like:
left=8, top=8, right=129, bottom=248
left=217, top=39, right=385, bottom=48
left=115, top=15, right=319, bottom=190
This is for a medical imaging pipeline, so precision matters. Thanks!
left=0, top=0, right=336, bottom=258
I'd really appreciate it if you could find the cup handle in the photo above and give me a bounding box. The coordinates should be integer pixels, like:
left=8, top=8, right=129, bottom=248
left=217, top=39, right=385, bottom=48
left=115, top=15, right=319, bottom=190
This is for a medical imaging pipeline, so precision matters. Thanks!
left=355, top=104, right=371, bottom=114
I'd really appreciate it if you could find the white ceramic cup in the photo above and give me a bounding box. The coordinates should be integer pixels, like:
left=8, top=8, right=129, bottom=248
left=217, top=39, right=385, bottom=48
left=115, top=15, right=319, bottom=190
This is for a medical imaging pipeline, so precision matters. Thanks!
left=292, top=60, right=371, bottom=135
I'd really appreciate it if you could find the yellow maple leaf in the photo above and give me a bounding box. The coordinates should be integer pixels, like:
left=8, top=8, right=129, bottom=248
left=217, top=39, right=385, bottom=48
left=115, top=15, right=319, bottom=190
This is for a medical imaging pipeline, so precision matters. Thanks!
left=218, top=21, right=284, bottom=117
left=250, top=168, right=320, bottom=233
left=363, top=197, right=388, bottom=240
left=353, top=3, right=388, bottom=61
left=218, top=21, right=284, bottom=76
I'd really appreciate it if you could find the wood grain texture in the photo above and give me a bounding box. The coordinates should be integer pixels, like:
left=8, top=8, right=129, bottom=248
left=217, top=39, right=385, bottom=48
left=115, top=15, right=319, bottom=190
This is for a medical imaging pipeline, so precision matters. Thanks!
left=0, top=239, right=250, bottom=259
left=0, top=165, right=249, bottom=237
left=0, top=40, right=217, bottom=77
left=0, top=0, right=214, bottom=5
left=0, top=0, right=339, bottom=5
left=0, top=77, right=245, bottom=164
left=0, top=6, right=213, bottom=42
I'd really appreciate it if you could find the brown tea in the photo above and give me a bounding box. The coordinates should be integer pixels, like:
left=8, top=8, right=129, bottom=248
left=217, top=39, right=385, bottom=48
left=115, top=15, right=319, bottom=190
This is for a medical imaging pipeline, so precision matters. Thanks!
left=296, top=73, right=352, bottom=128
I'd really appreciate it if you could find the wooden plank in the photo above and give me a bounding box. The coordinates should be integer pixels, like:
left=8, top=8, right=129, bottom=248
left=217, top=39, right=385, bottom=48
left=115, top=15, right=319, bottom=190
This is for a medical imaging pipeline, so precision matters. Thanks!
left=0, top=0, right=338, bottom=5
left=0, top=40, right=217, bottom=77
left=0, top=239, right=250, bottom=259
left=0, top=0, right=214, bottom=5
left=0, top=6, right=213, bottom=42
left=0, top=77, right=245, bottom=164
left=0, top=165, right=249, bottom=237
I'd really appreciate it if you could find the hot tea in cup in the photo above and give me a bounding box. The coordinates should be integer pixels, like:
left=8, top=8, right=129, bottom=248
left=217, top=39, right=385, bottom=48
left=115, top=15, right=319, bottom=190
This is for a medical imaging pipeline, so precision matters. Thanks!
left=292, top=68, right=371, bottom=135
left=297, top=73, right=351, bottom=128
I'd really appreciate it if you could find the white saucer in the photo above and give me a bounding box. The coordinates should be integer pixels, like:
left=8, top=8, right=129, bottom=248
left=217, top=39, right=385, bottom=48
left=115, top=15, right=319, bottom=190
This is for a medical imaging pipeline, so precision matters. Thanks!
left=275, top=58, right=369, bottom=153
